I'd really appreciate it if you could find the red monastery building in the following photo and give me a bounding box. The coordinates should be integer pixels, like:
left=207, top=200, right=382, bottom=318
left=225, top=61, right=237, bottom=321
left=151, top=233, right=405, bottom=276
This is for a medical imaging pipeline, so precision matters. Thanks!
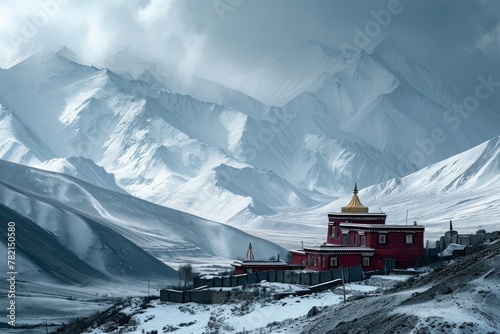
left=290, top=184, right=425, bottom=272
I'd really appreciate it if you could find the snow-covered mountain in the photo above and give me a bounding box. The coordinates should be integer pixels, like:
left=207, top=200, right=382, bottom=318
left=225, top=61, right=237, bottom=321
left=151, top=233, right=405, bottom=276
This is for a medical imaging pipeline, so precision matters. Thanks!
left=0, top=43, right=417, bottom=227
left=101, top=46, right=272, bottom=120
left=0, top=159, right=287, bottom=284
left=37, top=157, right=126, bottom=194
left=0, top=105, right=56, bottom=165
left=266, top=135, right=500, bottom=249
left=224, top=40, right=343, bottom=107
left=224, top=39, right=500, bottom=169
left=0, top=39, right=498, bottom=240
left=355, top=134, right=500, bottom=236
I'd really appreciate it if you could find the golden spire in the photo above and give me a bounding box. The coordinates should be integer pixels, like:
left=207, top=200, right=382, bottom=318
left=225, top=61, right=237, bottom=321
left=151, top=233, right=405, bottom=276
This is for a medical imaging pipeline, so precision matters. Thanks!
left=341, top=183, right=369, bottom=213
left=244, top=242, right=255, bottom=261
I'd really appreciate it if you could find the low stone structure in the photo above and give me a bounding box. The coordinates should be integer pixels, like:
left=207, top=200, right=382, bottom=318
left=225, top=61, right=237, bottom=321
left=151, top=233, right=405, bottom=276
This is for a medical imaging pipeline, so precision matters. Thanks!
left=160, top=289, right=230, bottom=304
left=160, top=266, right=365, bottom=304
left=424, top=222, right=499, bottom=263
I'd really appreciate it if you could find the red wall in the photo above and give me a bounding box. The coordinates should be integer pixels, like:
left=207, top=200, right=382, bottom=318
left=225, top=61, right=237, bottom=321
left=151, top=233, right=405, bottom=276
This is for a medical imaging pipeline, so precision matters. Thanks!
left=289, top=211, right=424, bottom=272
left=301, top=230, right=424, bottom=272
left=304, top=253, right=368, bottom=271
left=369, top=231, right=424, bottom=269
left=326, top=214, right=386, bottom=245
left=362, top=230, right=424, bottom=269
left=290, top=252, right=306, bottom=265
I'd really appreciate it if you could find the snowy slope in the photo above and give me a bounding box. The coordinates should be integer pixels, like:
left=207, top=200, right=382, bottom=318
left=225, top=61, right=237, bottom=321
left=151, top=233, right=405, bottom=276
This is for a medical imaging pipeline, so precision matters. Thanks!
left=0, top=202, right=173, bottom=284
left=268, top=136, right=500, bottom=249
left=0, top=41, right=498, bottom=236
left=355, top=135, right=500, bottom=236
left=161, top=164, right=329, bottom=226
left=37, top=157, right=126, bottom=194
left=102, top=46, right=271, bottom=120
left=0, top=105, right=56, bottom=165
left=224, top=40, right=343, bottom=107
left=0, top=45, right=412, bottom=226
left=0, top=160, right=288, bottom=269
left=363, top=38, right=500, bottom=165
left=223, top=39, right=500, bottom=169
left=231, top=92, right=411, bottom=196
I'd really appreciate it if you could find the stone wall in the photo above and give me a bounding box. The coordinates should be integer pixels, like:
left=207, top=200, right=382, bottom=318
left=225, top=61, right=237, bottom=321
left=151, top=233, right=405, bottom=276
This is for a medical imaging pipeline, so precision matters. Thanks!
left=426, top=229, right=499, bottom=263
left=161, top=266, right=365, bottom=304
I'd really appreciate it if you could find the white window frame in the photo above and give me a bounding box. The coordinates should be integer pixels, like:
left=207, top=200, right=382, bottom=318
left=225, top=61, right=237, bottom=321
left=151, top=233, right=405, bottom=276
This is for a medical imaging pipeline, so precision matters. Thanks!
left=362, top=257, right=370, bottom=267
left=405, top=233, right=414, bottom=244
left=330, top=257, right=338, bottom=267
left=378, top=234, right=387, bottom=244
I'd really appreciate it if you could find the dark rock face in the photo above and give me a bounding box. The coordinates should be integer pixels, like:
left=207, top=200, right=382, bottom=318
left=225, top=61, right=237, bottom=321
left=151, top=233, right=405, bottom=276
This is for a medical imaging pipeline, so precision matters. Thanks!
left=307, top=306, right=320, bottom=317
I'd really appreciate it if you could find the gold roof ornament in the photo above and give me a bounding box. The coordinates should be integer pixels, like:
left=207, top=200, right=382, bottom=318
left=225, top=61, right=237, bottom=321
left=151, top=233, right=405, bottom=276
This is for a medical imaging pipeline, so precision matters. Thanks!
left=244, top=242, right=256, bottom=261
left=341, top=183, right=369, bottom=213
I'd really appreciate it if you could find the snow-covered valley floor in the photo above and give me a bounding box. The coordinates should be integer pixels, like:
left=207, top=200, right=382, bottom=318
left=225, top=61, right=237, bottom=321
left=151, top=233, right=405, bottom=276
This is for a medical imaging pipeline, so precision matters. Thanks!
left=86, top=283, right=377, bottom=334
left=50, top=238, right=500, bottom=334
left=69, top=277, right=402, bottom=334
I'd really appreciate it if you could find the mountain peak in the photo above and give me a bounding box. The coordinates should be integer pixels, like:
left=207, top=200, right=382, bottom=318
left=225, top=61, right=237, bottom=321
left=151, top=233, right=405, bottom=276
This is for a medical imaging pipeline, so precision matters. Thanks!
left=56, top=46, right=84, bottom=65
left=371, top=37, right=415, bottom=61
left=11, top=46, right=73, bottom=70
left=372, top=37, right=401, bottom=51
left=295, top=40, right=341, bottom=58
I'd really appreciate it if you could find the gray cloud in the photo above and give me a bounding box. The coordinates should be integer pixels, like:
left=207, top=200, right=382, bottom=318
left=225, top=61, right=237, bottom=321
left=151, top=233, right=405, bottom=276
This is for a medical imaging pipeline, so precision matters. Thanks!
left=0, top=0, right=499, bottom=89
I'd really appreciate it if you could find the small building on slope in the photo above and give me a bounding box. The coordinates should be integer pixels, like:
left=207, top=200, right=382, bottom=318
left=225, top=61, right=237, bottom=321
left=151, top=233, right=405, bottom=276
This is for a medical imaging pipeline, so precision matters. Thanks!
left=289, top=184, right=425, bottom=272
left=232, top=242, right=294, bottom=275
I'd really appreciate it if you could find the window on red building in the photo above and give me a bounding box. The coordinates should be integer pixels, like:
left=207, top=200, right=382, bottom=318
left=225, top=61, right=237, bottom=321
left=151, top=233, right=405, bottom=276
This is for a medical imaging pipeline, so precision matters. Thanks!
left=378, top=234, right=387, bottom=244
left=362, top=257, right=370, bottom=267
left=360, top=235, right=366, bottom=247
left=405, top=233, right=414, bottom=244
left=322, top=257, right=326, bottom=268
left=330, top=257, right=338, bottom=267
left=353, top=234, right=358, bottom=246
left=342, top=233, right=350, bottom=246
left=330, top=225, right=336, bottom=238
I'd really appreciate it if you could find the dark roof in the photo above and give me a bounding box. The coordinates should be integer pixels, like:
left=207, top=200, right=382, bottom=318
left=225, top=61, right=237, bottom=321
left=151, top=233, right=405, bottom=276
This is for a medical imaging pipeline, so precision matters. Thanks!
left=328, top=212, right=387, bottom=216
left=232, top=260, right=290, bottom=267
left=339, top=223, right=425, bottom=231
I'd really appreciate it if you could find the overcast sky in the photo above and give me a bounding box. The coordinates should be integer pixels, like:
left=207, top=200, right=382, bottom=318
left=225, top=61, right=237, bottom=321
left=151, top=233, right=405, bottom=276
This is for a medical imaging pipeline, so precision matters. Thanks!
left=0, top=0, right=499, bottom=87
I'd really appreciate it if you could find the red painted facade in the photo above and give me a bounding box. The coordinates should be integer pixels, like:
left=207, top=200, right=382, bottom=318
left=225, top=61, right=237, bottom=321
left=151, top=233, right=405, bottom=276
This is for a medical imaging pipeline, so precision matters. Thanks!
left=327, top=213, right=387, bottom=245
left=290, top=184, right=425, bottom=272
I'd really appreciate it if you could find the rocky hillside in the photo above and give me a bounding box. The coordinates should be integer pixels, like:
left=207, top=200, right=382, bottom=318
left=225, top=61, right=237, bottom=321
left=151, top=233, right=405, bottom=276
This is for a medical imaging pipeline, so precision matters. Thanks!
left=303, top=238, right=500, bottom=334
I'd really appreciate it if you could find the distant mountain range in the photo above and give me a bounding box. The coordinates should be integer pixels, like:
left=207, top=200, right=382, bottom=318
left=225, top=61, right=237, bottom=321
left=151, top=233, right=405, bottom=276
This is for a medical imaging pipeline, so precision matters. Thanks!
left=0, top=38, right=499, bottom=277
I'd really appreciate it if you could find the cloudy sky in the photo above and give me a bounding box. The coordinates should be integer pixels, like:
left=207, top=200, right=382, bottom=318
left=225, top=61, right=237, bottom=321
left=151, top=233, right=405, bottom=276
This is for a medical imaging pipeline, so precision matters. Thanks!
left=0, top=0, right=499, bottom=88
